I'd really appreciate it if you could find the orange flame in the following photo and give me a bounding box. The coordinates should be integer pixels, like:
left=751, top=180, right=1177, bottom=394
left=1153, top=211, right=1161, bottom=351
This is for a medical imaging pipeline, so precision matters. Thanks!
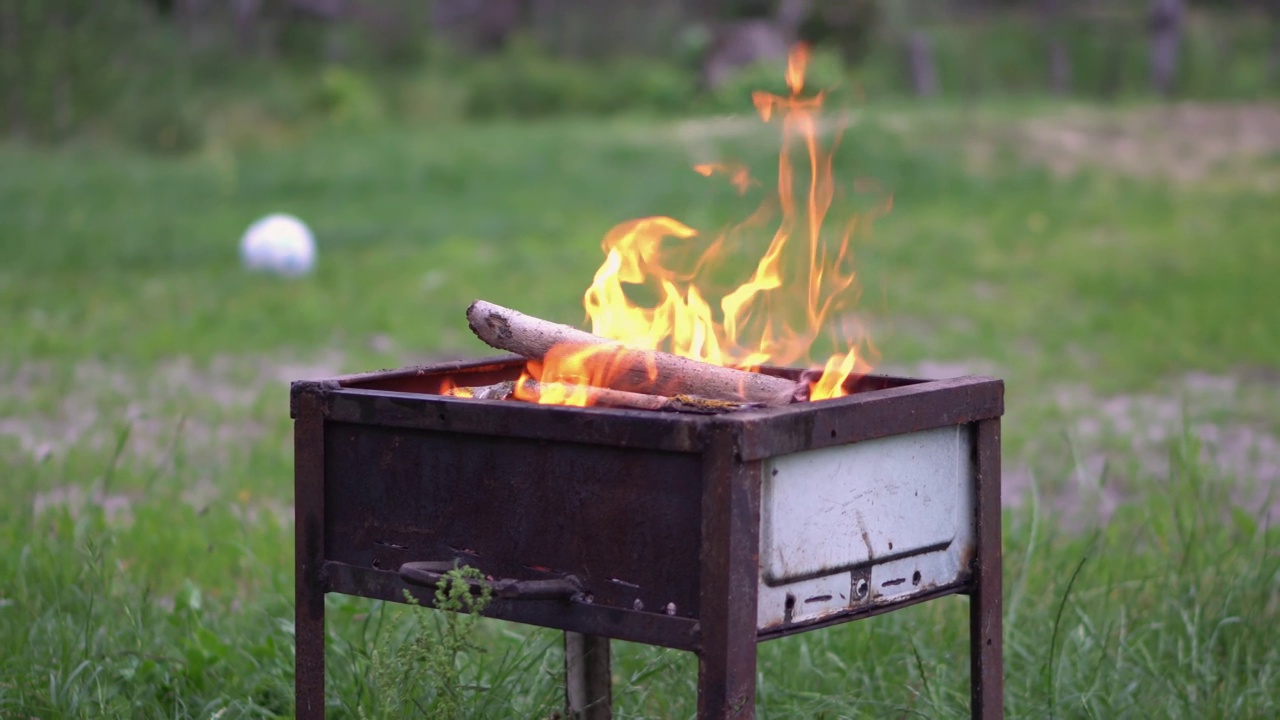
left=531, top=44, right=888, bottom=405
left=438, top=376, right=474, bottom=398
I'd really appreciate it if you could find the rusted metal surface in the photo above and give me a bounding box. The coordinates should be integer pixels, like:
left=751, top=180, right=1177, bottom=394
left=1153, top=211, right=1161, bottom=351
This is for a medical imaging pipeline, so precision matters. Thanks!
left=293, top=391, right=327, bottom=720
left=322, top=422, right=704, bottom=621
left=292, top=356, right=1005, bottom=719
left=321, top=357, right=1003, bottom=459
left=400, top=560, right=585, bottom=600
left=731, top=375, right=1005, bottom=461
left=971, top=418, right=1004, bottom=719
left=696, top=425, right=762, bottom=719
left=324, top=561, right=702, bottom=651
left=755, top=581, right=969, bottom=642
left=327, top=355, right=527, bottom=394
left=565, top=632, right=612, bottom=720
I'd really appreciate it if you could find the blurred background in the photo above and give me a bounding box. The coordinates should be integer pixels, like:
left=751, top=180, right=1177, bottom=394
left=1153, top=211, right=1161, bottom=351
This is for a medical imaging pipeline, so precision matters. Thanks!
left=4, top=0, right=1280, bottom=152
left=3, top=1, right=1280, bottom=718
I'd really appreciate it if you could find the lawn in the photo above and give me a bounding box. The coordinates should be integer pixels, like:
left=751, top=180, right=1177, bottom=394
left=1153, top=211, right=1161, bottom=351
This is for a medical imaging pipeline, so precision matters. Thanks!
left=1, top=101, right=1278, bottom=718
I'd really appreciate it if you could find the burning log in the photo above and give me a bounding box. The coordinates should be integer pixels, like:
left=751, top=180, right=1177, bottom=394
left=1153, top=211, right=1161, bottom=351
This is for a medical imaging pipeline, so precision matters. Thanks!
left=466, top=300, right=800, bottom=406
left=444, top=379, right=764, bottom=414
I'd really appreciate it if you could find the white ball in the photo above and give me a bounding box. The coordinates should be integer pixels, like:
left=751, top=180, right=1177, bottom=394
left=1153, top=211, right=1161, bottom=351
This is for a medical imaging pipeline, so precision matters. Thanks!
left=240, top=213, right=316, bottom=276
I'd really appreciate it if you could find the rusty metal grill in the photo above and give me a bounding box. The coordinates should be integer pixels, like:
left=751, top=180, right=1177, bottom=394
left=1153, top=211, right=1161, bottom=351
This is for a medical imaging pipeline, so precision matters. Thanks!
left=291, top=356, right=1005, bottom=719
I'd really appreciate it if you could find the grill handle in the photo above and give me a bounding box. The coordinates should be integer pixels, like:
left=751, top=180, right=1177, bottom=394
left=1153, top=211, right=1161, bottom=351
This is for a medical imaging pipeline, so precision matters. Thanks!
left=399, top=561, right=585, bottom=601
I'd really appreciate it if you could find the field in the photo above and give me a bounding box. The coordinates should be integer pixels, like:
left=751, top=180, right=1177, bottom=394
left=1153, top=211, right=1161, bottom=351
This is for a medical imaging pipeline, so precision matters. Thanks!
left=2, top=100, right=1279, bottom=718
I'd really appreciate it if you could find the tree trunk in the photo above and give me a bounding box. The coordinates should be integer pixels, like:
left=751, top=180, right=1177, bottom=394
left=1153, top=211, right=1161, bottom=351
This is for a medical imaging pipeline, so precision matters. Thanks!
left=700, top=0, right=808, bottom=91
left=701, top=18, right=790, bottom=90
left=232, top=0, right=262, bottom=54
left=1269, top=0, right=1280, bottom=86
left=1, top=0, right=21, bottom=133
left=432, top=0, right=527, bottom=54
left=1273, top=30, right=1280, bottom=87
left=1148, top=0, right=1185, bottom=97
left=1041, top=0, right=1071, bottom=95
left=907, top=31, right=938, bottom=97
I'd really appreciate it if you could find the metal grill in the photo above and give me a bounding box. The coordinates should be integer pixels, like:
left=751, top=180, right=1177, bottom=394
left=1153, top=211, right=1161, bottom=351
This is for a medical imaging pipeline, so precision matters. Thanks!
left=292, top=356, right=1005, bottom=719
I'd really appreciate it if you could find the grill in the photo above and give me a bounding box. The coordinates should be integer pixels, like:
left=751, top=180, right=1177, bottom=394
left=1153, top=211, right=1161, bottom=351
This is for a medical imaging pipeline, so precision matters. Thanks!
left=291, top=356, right=1005, bottom=719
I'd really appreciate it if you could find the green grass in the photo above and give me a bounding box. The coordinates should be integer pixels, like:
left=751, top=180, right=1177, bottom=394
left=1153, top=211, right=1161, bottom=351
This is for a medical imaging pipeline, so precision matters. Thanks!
left=1, top=101, right=1278, bottom=718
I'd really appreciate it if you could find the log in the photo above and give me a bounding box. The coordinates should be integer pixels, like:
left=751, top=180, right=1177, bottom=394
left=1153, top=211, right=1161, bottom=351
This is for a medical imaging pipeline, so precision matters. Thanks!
left=443, top=380, right=766, bottom=415
left=465, top=300, right=800, bottom=406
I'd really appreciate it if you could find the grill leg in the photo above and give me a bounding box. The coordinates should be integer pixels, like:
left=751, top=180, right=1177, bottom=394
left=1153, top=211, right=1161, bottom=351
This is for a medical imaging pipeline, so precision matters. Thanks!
left=697, top=427, right=761, bottom=719
left=565, top=631, right=612, bottom=719
left=970, top=418, right=1004, bottom=720
left=296, top=569, right=326, bottom=719
left=697, top=640, right=758, bottom=719
left=294, top=392, right=327, bottom=719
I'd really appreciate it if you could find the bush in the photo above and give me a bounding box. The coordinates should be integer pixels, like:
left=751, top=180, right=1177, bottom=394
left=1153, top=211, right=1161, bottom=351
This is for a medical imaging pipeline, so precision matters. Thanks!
left=121, top=100, right=207, bottom=155
left=6, top=3, right=1279, bottom=151
left=462, top=39, right=696, bottom=119
left=1, top=1, right=171, bottom=142
left=312, top=66, right=385, bottom=126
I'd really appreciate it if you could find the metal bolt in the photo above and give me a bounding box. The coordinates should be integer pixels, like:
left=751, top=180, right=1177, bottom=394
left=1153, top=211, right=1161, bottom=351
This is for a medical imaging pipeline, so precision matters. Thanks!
left=853, top=578, right=869, bottom=601
left=583, top=593, right=595, bottom=604
left=633, top=598, right=644, bottom=611
left=665, top=602, right=677, bottom=615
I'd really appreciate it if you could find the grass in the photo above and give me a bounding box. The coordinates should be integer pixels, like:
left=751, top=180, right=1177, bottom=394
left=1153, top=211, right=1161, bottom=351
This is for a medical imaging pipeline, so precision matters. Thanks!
left=1, top=100, right=1278, bottom=718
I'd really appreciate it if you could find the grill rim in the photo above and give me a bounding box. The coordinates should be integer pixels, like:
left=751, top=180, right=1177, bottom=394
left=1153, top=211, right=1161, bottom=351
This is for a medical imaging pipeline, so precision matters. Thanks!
left=292, top=355, right=1004, bottom=459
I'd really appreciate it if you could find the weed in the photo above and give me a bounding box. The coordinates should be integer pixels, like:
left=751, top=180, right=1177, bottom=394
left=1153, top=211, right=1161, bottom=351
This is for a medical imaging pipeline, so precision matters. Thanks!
left=361, top=567, right=492, bottom=720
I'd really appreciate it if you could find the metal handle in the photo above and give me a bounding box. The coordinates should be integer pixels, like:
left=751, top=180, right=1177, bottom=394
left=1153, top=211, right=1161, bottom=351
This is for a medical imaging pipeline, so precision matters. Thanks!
left=399, top=560, right=585, bottom=601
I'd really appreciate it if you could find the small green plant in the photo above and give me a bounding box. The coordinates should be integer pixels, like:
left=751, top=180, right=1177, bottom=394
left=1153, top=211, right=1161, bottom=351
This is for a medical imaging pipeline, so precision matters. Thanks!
left=361, top=565, right=493, bottom=719
left=313, top=66, right=385, bottom=127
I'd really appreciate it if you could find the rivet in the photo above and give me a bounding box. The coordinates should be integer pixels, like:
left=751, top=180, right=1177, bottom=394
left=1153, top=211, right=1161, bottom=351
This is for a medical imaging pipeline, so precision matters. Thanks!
left=665, top=602, right=677, bottom=615
left=633, top=598, right=644, bottom=611
left=853, top=578, right=869, bottom=600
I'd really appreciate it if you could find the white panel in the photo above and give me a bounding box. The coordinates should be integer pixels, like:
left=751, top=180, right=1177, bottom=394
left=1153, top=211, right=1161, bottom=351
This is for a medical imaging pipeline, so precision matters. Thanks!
left=867, top=550, right=966, bottom=604
left=756, top=547, right=972, bottom=632
left=760, top=425, right=970, bottom=586
left=756, top=572, right=854, bottom=630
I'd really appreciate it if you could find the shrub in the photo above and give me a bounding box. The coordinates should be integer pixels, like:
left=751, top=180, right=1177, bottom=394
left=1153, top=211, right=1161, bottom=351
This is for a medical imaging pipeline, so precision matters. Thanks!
left=462, top=39, right=696, bottom=119
left=312, top=66, right=385, bottom=126
left=1, top=1, right=171, bottom=142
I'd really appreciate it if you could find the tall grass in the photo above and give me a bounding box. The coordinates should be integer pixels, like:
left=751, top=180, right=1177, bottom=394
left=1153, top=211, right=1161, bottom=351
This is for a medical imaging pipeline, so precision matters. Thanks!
left=2, top=422, right=1274, bottom=717
left=1, top=93, right=1276, bottom=716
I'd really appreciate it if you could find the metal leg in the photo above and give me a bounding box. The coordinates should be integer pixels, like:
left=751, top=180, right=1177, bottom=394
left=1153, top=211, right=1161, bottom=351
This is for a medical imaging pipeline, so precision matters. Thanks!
left=294, top=391, right=327, bottom=720
left=697, top=427, right=762, bottom=719
left=296, top=567, right=326, bottom=720
left=696, top=641, right=758, bottom=719
left=970, top=418, right=1004, bottom=720
left=565, top=632, right=612, bottom=719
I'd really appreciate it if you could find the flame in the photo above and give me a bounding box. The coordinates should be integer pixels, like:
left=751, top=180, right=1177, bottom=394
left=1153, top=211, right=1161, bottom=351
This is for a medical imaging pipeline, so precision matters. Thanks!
left=516, top=350, right=610, bottom=407
left=530, top=44, right=889, bottom=405
left=438, top=376, right=474, bottom=398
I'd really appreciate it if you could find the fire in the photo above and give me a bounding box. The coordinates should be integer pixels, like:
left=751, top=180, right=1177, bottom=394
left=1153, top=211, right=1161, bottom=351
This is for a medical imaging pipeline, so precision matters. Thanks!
left=526, top=44, right=888, bottom=405
left=438, top=376, right=474, bottom=398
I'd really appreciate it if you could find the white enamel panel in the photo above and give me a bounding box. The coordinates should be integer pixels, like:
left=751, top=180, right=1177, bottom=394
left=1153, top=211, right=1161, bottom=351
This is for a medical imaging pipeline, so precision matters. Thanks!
left=761, top=425, right=970, bottom=585
left=757, top=425, right=976, bottom=632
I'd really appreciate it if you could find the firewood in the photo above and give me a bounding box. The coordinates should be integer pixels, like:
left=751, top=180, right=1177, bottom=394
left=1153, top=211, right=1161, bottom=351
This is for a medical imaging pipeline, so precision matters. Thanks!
left=465, top=300, right=799, bottom=406
left=444, top=379, right=765, bottom=414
